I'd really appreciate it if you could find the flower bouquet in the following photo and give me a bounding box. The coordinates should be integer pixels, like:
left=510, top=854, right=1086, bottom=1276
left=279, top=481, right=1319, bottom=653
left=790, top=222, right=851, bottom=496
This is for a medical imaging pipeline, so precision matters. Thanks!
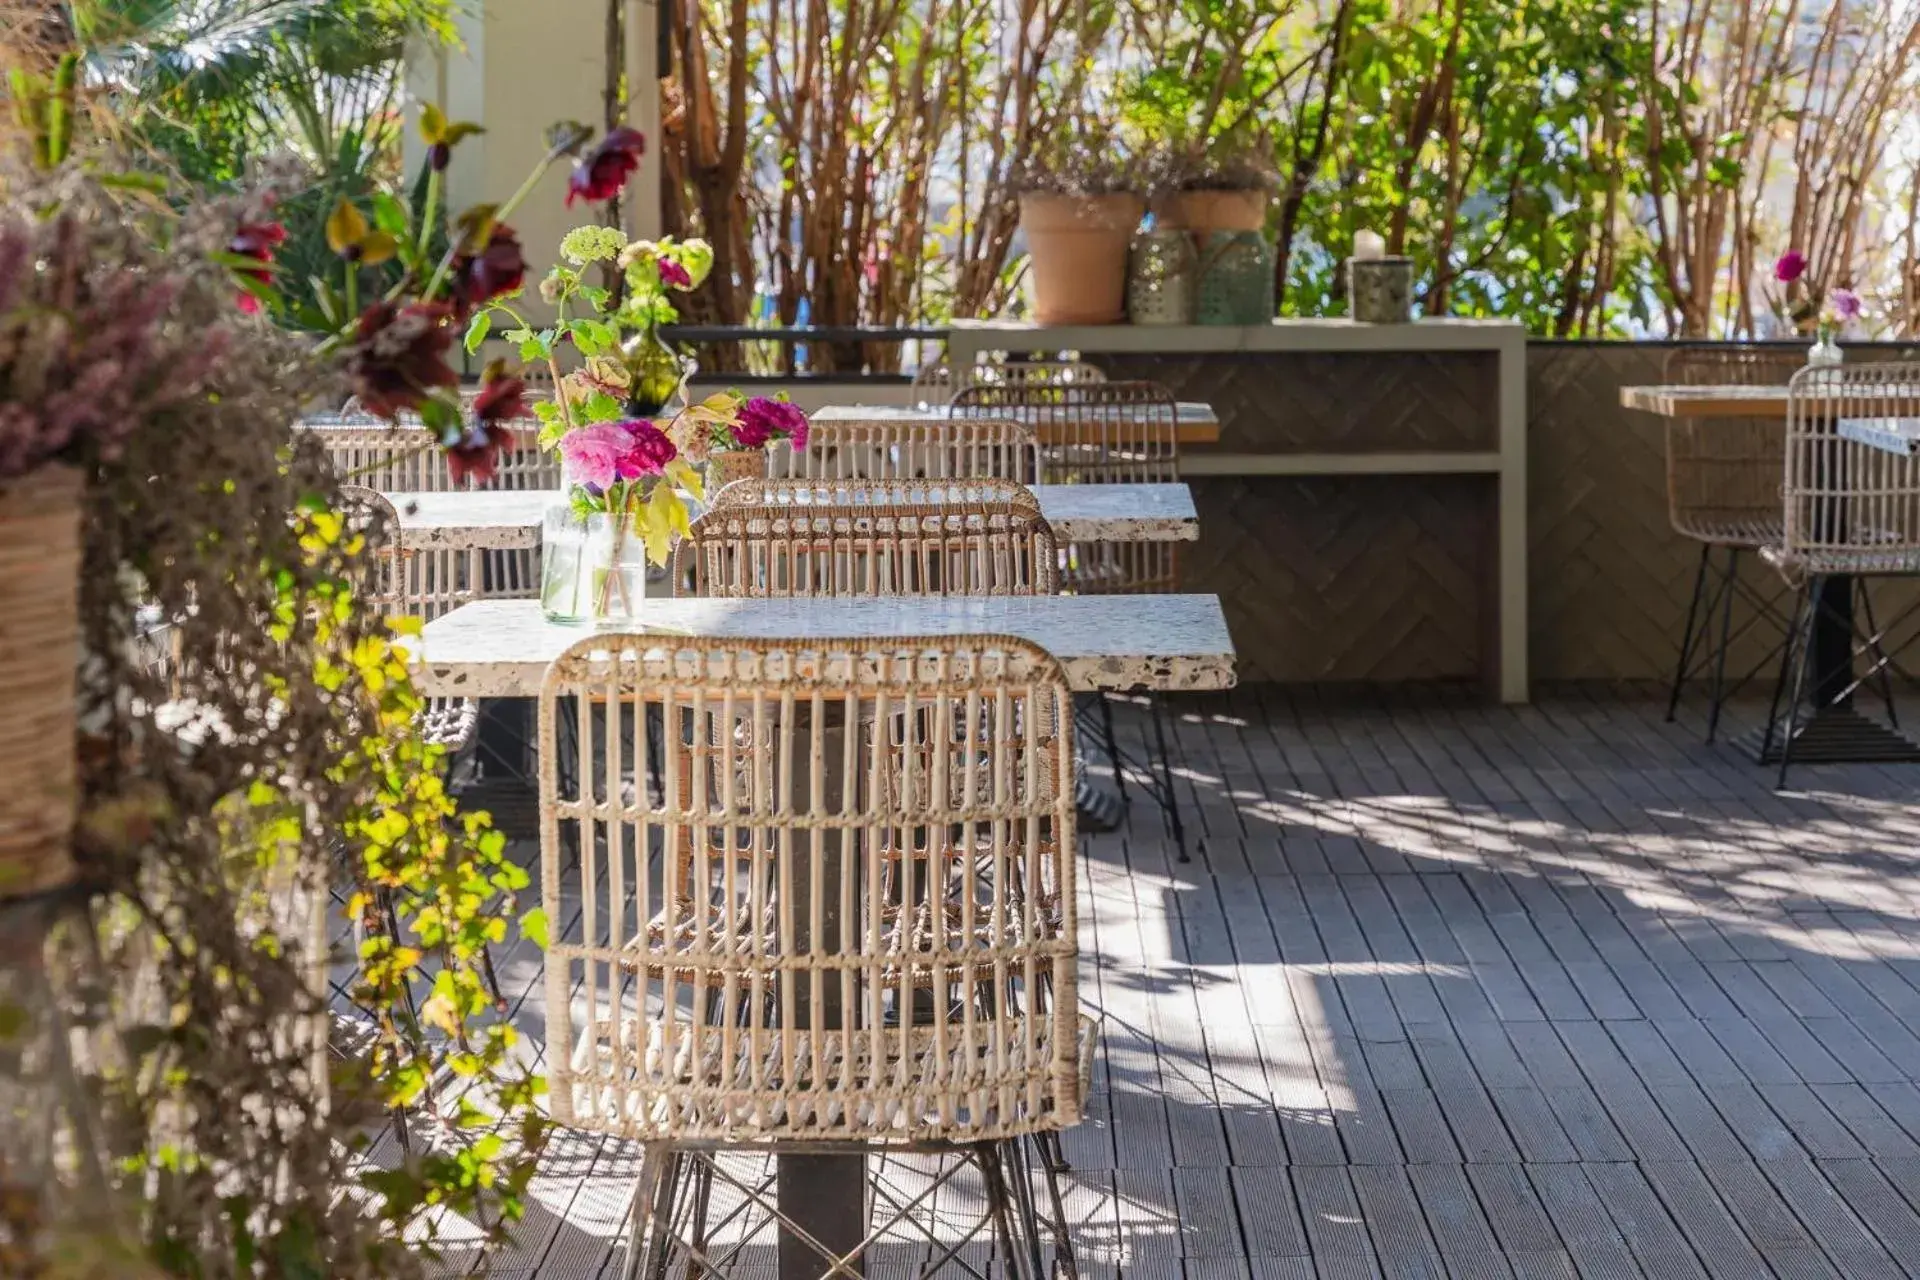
left=1770, top=252, right=1863, bottom=366
left=534, top=364, right=809, bottom=623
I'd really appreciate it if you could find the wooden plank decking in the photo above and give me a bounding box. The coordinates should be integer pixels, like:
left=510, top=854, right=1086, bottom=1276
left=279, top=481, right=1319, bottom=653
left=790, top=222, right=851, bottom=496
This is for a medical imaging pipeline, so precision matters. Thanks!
left=391, top=688, right=1920, bottom=1278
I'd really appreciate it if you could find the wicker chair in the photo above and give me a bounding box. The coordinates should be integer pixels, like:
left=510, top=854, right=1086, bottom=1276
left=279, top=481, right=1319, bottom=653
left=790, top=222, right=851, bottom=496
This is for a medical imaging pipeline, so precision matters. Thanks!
left=1660, top=348, right=1803, bottom=741
left=306, top=422, right=562, bottom=492
left=705, top=475, right=1044, bottom=519
left=910, top=358, right=1106, bottom=407
left=1759, top=363, right=1920, bottom=785
left=538, top=633, right=1087, bottom=1280
left=675, top=497, right=1059, bottom=598
left=950, top=379, right=1188, bottom=860
left=770, top=416, right=1040, bottom=484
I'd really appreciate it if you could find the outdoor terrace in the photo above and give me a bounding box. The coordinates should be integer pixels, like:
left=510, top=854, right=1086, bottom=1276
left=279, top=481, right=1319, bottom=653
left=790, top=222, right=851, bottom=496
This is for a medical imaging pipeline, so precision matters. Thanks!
left=409, top=687, right=1920, bottom=1280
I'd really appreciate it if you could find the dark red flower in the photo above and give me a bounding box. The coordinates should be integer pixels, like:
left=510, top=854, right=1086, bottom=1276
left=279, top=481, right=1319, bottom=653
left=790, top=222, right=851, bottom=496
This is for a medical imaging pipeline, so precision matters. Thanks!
left=449, top=225, right=527, bottom=314
left=730, top=396, right=809, bottom=450
left=229, top=220, right=285, bottom=315
left=343, top=301, right=459, bottom=419
left=473, top=368, right=529, bottom=423
left=658, top=257, right=692, bottom=289
left=447, top=421, right=515, bottom=487
left=565, top=126, right=646, bottom=207
left=428, top=141, right=451, bottom=172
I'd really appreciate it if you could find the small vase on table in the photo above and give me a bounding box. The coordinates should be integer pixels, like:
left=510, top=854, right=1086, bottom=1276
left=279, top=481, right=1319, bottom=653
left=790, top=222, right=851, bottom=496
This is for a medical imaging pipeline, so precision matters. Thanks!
left=1807, top=323, right=1844, bottom=369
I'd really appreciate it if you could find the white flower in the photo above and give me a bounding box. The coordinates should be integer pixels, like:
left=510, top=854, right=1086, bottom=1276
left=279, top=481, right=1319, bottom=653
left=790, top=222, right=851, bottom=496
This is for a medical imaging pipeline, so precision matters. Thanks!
left=559, top=224, right=627, bottom=266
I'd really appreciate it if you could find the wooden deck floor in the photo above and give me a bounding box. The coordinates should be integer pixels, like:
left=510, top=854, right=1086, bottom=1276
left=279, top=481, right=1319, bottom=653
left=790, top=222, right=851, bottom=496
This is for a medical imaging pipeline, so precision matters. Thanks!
left=415, top=688, right=1920, bottom=1279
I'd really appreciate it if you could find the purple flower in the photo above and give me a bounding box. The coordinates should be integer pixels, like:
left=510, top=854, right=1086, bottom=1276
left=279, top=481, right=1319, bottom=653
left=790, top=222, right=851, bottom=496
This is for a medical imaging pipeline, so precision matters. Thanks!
left=1774, top=251, right=1807, bottom=284
left=730, top=396, right=809, bottom=450
left=1831, top=288, right=1863, bottom=321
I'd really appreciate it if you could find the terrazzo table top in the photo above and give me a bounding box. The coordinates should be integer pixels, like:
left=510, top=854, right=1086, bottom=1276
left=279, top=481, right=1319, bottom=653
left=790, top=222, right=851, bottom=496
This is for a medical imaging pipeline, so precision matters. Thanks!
left=404, top=596, right=1236, bottom=696
left=385, top=483, right=1199, bottom=549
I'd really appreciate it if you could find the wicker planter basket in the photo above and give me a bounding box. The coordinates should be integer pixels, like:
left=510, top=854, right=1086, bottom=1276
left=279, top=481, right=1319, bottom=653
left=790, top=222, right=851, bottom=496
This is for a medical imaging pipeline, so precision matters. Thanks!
left=0, top=466, right=83, bottom=901
left=704, top=448, right=767, bottom=496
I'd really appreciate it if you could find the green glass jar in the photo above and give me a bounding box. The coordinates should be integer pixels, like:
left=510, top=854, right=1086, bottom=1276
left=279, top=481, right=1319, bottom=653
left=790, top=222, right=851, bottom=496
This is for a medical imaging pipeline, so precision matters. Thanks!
left=621, top=326, right=688, bottom=417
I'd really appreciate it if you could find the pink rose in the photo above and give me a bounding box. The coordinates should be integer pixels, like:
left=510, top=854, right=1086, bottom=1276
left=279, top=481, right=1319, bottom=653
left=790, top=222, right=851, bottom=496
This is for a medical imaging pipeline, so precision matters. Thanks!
left=558, top=421, right=637, bottom=490
left=1774, top=251, right=1807, bottom=284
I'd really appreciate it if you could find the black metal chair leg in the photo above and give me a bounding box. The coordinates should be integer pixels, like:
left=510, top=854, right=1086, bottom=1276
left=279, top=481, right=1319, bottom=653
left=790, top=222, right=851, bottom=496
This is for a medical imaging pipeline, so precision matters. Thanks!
left=1148, top=693, right=1189, bottom=863
left=1706, top=546, right=1741, bottom=743
left=1858, top=579, right=1901, bottom=729
left=1776, top=576, right=1823, bottom=790
left=1760, top=581, right=1811, bottom=766
left=1669, top=541, right=1712, bottom=722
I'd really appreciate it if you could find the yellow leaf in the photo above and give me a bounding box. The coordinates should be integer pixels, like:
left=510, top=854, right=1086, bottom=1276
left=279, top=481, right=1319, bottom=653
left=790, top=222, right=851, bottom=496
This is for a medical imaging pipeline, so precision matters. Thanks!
left=641, top=487, right=675, bottom=565
left=358, top=231, right=399, bottom=266
left=419, top=101, right=447, bottom=145
left=666, top=459, right=705, bottom=503
left=325, top=199, right=368, bottom=255
left=386, top=615, right=424, bottom=638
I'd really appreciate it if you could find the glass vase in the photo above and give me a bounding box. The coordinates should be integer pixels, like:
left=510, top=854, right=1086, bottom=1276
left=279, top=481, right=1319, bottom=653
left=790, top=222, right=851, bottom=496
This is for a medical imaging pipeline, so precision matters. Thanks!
left=622, top=326, right=690, bottom=418
left=540, top=502, right=665, bottom=626
left=1806, top=329, right=1844, bottom=368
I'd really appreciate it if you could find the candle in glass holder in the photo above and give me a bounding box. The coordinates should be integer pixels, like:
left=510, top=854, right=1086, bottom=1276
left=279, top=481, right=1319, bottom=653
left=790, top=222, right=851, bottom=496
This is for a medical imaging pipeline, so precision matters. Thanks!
left=1353, top=230, right=1386, bottom=261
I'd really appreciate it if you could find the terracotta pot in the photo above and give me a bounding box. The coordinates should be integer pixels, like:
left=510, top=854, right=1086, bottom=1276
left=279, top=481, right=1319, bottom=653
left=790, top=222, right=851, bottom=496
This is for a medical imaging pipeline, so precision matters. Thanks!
left=1163, top=189, right=1269, bottom=236
left=0, top=466, right=83, bottom=902
left=1020, top=192, right=1145, bottom=324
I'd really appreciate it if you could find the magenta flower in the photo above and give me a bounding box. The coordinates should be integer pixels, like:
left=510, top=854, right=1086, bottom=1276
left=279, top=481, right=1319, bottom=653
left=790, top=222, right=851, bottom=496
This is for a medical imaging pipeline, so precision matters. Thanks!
left=615, top=420, right=677, bottom=478
left=1831, top=288, right=1863, bottom=321
left=658, top=257, right=692, bottom=289
left=1774, top=251, right=1807, bottom=284
left=731, top=396, right=809, bottom=450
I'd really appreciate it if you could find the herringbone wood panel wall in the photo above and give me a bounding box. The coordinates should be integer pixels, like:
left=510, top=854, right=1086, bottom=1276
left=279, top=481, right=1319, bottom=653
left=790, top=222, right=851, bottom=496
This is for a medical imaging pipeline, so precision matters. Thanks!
left=1102, top=344, right=1920, bottom=685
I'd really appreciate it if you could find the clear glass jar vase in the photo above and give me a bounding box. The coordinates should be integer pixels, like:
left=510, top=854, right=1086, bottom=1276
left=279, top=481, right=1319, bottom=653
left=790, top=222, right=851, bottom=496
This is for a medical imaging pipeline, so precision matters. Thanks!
left=540, top=502, right=664, bottom=625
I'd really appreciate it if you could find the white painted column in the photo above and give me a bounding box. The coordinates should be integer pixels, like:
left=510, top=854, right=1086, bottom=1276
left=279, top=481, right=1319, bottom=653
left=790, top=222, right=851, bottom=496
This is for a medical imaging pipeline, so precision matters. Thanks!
left=403, top=0, right=662, bottom=323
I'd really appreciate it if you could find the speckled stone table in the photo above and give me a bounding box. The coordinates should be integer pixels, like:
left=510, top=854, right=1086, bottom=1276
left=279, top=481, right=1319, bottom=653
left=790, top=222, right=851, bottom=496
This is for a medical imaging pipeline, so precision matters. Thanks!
left=385, top=483, right=1200, bottom=549
left=404, top=596, right=1236, bottom=697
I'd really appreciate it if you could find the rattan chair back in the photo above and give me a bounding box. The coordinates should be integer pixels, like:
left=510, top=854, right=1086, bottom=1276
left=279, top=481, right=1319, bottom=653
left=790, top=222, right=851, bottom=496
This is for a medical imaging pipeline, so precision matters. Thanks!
left=1661, top=348, right=1801, bottom=547
left=910, top=359, right=1106, bottom=407
left=1777, top=362, right=1920, bottom=577
left=676, top=497, right=1059, bottom=597
left=707, top=476, right=1043, bottom=518
left=950, top=380, right=1180, bottom=592
left=307, top=423, right=561, bottom=492
left=771, top=417, right=1039, bottom=483
left=537, top=632, right=1081, bottom=1142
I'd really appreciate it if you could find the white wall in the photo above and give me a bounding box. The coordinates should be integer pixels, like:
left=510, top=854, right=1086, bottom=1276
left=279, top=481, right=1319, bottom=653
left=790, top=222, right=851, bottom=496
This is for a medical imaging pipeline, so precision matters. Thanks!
left=403, top=0, right=662, bottom=327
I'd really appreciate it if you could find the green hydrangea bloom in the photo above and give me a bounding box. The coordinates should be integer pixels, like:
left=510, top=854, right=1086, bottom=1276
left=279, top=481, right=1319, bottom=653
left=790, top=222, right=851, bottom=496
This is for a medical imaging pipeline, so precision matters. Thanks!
left=559, top=224, right=627, bottom=266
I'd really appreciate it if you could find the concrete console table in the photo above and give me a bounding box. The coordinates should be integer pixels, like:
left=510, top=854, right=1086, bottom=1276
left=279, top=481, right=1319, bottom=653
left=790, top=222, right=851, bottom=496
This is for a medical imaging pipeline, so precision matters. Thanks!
left=949, top=319, right=1529, bottom=702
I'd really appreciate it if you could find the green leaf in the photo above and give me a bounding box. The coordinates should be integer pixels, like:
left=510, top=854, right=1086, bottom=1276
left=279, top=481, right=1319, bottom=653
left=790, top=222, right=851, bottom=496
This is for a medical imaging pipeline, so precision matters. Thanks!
left=520, top=907, right=549, bottom=949
left=519, top=336, right=548, bottom=362
left=463, top=310, right=492, bottom=354
left=370, top=192, right=409, bottom=236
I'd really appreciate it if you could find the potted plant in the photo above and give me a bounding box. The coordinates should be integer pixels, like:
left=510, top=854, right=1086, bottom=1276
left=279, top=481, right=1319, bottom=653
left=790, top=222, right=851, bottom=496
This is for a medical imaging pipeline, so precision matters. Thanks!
left=1017, top=123, right=1146, bottom=324
left=1155, top=130, right=1278, bottom=239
